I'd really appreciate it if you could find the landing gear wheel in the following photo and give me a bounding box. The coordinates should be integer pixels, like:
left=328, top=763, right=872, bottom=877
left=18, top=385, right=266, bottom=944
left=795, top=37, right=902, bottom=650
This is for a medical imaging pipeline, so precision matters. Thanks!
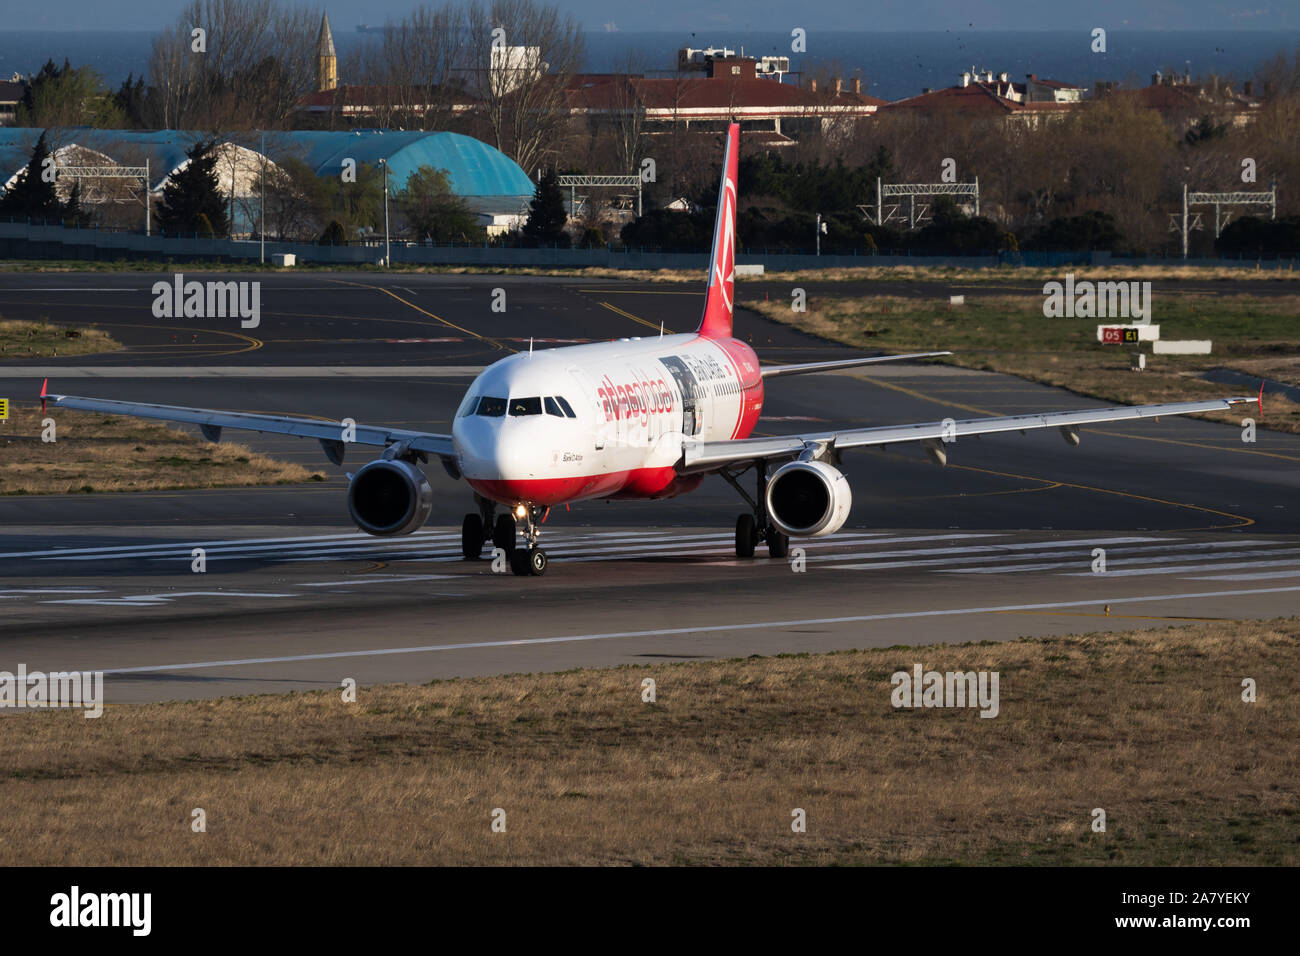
left=493, top=514, right=516, bottom=554
left=461, top=513, right=485, bottom=560
left=509, top=548, right=546, bottom=576
left=735, top=514, right=757, bottom=558
left=766, top=528, right=790, bottom=559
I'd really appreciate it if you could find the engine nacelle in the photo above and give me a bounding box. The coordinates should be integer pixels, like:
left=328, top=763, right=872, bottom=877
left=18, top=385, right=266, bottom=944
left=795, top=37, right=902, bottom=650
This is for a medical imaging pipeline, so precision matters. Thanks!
left=765, top=459, right=852, bottom=538
left=347, top=459, right=433, bottom=536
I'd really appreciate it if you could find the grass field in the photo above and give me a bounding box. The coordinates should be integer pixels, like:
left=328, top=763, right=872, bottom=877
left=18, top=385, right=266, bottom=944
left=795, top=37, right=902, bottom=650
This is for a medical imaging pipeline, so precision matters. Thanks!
left=746, top=293, right=1300, bottom=434
left=0, top=319, right=121, bottom=359
left=0, top=403, right=323, bottom=494
left=1, top=619, right=1294, bottom=866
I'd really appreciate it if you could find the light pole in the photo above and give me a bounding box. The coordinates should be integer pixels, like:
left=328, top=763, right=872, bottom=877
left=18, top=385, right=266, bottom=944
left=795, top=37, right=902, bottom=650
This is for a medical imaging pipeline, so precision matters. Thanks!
left=378, top=158, right=390, bottom=268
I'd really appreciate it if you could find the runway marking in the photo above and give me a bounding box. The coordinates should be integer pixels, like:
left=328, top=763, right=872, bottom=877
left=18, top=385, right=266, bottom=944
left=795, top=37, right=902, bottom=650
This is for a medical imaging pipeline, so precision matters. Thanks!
left=1060, top=555, right=1300, bottom=577
left=124, top=532, right=968, bottom=564
left=854, top=372, right=1268, bottom=527
left=297, top=575, right=455, bottom=587
left=323, top=278, right=510, bottom=351
left=575, top=288, right=699, bottom=296
left=1188, top=569, right=1300, bottom=581
left=94, top=585, right=1300, bottom=675
left=0, top=530, right=455, bottom=560
left=1087, top=428, right=1300, bottom=465
left=944, top=463, right=1253, bottom=530
left=825, top=539, right=1274, bottom=572
left=946, top=545, right=1300, bottom=574
left=598, top=301, right=673, bottom=334
left=45, top=591, right=293, bottom=607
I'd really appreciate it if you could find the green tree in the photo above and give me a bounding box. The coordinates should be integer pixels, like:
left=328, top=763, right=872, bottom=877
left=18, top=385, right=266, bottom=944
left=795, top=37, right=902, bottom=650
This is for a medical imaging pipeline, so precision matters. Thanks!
left=262, top=156, right=331, bottom=241
left=17, top=58, right=125, bottom=128
left=0, top=132, right=63, bottom=221
left=155, top=139, right=230, bottom=238
left=1027, top=211, right=1124, bottom=252
left=319, top=220, right=346, bottom=245
left=323, top=162, right=384, bottom=239
left=398, top=166, right=484, bottom=243
left=63, top=181, right=91, bottom=227
left=523, top=170, right=569, bottom=246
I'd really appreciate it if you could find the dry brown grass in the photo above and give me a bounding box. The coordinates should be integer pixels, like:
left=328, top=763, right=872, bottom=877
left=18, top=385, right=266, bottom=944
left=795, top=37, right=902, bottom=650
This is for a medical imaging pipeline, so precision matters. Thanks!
left=1, top=620, right=1295, bottom=866
left=0, top=319, right=121, bottom=358
left=0, top=403, right=323, bottom=494
left=747, top=293, right=1300, bottom=434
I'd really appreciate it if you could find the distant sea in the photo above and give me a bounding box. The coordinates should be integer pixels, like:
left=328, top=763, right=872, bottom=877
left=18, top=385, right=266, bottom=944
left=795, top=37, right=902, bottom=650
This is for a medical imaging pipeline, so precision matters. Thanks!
left=2, top=30, right=1298, bottom=102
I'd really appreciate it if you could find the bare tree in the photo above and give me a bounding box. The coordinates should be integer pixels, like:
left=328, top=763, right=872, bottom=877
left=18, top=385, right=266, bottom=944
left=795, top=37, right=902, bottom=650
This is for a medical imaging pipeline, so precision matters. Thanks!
left=464, top=0, right=584, bottom=176
left=146, top=0, right=320, bottom=130
left=355, top=4, right=468, bottom=130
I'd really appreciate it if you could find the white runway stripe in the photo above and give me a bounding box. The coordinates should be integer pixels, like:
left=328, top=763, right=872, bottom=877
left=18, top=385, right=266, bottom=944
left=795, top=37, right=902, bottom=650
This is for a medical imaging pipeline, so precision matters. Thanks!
left=946, top=546, right=1300, bottom=575
left=824, top=536, right=1165, bottom=569
left=1187, top=569, right=1300, bottom=581
left=1061, top=556, right=1300, bottom=577
left=817, top=539, right=1273, bottom=572
left=93, top=585, right=1300, bottom=675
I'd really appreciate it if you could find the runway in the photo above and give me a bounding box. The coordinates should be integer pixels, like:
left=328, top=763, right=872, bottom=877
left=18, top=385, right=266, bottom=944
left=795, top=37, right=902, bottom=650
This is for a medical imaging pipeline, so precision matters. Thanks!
left=2, top=522, right=1299, bottom=702
left=1, top=272, right=1297, bottom=703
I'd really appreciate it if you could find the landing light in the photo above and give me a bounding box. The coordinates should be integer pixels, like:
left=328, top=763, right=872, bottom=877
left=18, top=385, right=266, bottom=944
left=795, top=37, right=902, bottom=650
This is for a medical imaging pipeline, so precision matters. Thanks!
left=514, top=504, right=528, bottom=519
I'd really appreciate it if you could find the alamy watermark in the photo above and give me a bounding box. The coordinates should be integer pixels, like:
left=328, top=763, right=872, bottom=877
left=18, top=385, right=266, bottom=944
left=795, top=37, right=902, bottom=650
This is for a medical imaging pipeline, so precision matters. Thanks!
left=1042, top=273, right=1151, bottom=322
left=0, top=664, right=104, bottom=717
left=151, top=273, right=260, bottom=329
left=891, top=664, right=999, bottom=718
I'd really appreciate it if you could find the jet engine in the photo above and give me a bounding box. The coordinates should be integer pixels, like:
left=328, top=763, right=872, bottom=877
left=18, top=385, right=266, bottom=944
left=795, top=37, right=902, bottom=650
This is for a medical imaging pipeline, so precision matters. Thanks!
left=765, top=460, right=852, bottom=538
left=347, top=459, right=433, bottom=536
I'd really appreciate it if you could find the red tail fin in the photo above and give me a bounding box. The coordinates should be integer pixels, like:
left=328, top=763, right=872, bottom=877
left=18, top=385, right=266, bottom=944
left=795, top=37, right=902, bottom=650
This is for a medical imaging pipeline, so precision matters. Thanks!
left=698, top=122, right=739, bottom=339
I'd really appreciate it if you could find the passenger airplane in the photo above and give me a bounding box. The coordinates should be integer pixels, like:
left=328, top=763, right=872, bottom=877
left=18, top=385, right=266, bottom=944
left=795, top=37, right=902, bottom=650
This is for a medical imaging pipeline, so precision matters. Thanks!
left=46, top=123, right=1253, bottom=575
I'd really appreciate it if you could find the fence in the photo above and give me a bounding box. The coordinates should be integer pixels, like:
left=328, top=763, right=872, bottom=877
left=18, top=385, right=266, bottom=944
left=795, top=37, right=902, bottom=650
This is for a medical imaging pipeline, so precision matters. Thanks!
left=0, top=220, right=1292, bottom=271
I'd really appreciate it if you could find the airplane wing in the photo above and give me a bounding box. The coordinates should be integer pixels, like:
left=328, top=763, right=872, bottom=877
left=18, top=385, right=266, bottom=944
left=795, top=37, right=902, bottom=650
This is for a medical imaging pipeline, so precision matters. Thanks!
left=679, top=396, right=1256, bottom=473
left=44, top=388, right=456, bottom=470
left=760, top=351, right=951, bottom=378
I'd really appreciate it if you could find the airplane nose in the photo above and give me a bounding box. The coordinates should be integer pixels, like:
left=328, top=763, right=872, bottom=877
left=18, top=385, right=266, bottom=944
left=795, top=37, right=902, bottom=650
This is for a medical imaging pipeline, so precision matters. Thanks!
left=454, top=418, right=535, bottom=479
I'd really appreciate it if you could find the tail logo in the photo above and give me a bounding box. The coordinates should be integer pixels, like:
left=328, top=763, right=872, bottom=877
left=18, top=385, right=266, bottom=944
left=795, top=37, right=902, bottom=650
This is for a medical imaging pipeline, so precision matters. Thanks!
left=712, top=176, right=736, bottom=317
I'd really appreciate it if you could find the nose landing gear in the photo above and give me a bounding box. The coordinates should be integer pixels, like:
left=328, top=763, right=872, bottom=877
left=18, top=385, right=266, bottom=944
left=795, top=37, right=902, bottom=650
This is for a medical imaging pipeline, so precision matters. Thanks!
left=507, top=503, right=549, bottom=576
left=462, top=497, right=549, bottom=575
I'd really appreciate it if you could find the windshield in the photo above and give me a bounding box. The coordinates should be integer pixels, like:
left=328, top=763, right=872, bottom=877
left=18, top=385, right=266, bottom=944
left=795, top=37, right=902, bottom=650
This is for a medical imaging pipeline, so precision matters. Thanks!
left=509, top=396, right=543, bottom=416
left=475, top=396, right=507, bottom=417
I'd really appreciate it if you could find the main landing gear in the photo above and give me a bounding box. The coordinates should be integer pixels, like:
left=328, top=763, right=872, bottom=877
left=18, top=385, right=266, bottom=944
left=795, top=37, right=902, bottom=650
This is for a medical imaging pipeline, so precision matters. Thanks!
left=460, top=495, right=549, bottom=576
left=722, top=461, right=789, bottom=560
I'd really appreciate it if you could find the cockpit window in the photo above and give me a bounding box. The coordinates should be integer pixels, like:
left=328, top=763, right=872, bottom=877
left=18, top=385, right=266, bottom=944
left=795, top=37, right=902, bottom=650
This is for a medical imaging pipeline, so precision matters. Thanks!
left=457, top=393, right=478, bottom=418
left=544, top=397, right=564, bottom=417
left=509, top=396, right=542, bottom=416
left=475, top=396, right=507, bottom=417
left=555, top=396, right=576, bottom=418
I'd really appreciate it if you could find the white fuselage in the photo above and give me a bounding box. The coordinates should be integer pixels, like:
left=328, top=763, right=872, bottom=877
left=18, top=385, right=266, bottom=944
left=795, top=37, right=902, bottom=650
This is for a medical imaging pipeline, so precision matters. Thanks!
left=452, top=332, right=764, bottom=506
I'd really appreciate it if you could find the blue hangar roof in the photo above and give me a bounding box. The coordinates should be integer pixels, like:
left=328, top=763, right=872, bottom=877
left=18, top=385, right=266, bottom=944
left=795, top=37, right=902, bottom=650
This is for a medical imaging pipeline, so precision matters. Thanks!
left=0, top=128, right=535, bottom=204
left=271, top=130, right=535, bottom=198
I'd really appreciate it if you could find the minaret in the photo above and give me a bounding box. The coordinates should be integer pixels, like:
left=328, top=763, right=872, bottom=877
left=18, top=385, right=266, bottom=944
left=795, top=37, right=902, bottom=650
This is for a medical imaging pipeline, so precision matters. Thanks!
left=316, top=13, right=338, bottom=92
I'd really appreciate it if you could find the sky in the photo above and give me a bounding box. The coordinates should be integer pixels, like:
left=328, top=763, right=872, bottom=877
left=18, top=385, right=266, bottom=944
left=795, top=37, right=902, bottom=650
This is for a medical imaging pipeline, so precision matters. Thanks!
left=20, top=1, right=1298, bottom=33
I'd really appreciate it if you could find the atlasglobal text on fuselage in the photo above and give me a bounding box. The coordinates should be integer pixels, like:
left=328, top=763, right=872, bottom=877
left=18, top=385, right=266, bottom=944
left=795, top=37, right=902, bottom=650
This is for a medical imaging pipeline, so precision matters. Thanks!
left=46, top=122, right=1255, bottom=576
